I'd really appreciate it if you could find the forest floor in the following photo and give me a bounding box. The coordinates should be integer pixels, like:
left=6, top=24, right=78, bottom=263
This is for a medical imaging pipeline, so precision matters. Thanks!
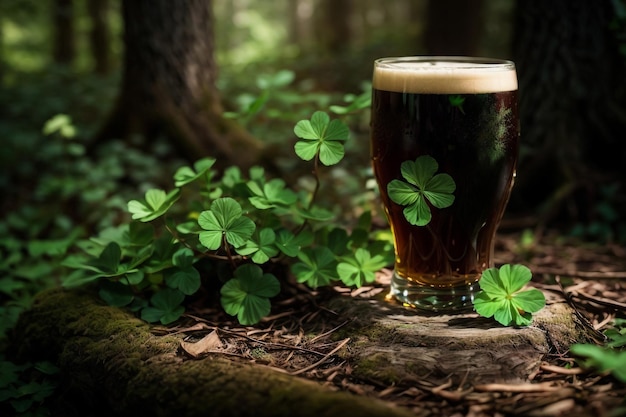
left=158, top=229, right=626, bottom=417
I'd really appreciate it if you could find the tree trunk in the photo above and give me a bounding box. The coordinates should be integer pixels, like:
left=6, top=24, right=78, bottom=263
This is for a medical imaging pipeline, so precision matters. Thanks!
left=316, top=0, right=352, bottom=55
left=93, top=0, right=263, bottom=169
left=510, top=0, right=626, bottom=220
left=52, top=0, right=75, bottom=65
left=423, top=0, right=485, bottom=56
left=87, top=0, right=111, bottom=75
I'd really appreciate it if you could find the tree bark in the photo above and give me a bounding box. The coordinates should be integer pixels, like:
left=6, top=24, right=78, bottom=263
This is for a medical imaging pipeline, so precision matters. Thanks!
left=510, top=0, right=626, bottom=218
left=87, top=0, right=111, bottom=75
left=423, top=0, right=485, bottom=56
left=93, top=0, right=263, bottom=169
left=316, top=0, right=353, bottom=55
left=52, top=0, right=75, bottom=65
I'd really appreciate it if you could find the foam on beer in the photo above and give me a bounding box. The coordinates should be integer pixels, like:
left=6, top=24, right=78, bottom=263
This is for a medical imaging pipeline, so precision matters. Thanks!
left=373, top=59, right=518, bottom=94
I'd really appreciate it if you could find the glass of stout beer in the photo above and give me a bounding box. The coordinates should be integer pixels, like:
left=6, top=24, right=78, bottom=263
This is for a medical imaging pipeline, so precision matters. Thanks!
left=370, top=57, right=519, bottom=312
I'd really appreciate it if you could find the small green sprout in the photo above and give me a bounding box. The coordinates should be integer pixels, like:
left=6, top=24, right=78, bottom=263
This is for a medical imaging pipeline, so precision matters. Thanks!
left=473, top=264, right=546, bottom=326
left=387, top=155, right=456, bottom=226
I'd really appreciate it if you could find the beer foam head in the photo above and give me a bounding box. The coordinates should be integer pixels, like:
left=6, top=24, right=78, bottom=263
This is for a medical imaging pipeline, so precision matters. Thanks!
left=373, top=57, right=518, bottom=94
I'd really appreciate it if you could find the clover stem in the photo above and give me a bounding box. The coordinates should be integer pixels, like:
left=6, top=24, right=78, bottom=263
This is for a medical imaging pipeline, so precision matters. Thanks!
left=308, top=153, right=321, bottom=210
left=222, top=234, right=237, bottom=270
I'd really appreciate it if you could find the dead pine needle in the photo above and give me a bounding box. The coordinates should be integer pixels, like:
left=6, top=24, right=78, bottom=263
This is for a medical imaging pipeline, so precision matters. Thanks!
left=474, top=382, right=560, bottom=393
left=290, top=338, right=350, bottom=376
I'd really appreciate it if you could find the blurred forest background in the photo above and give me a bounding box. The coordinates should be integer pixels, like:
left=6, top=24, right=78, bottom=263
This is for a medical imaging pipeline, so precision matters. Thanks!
left=1, top=0, right=626, bottom=340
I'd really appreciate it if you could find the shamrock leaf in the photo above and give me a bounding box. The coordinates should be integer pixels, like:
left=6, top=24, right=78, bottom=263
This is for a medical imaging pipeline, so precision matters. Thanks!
left=291, top=247, right=338, bottom=288
left=164, top=248, right=201, bottom=295
left=473, top=264, right=546, bottom=327
left=141, top=288, right=185, bottom=325
left=387, top=155, right=455, bottom=226
left=275, top=229, right=313, bottom=257
left=247, top=178, right=297, bottom=209
left=448, top=95, right=466, bottom=114
left=173, top=157, right=216, bottom=187
left=198, top=197, right=256, bottom=250
left=337, top=248, right=389, bottom=287
left=294, top=111, right=349, bottom=166
left=220, top=264, right=281, bottom=325
left=128, top=189, right=181, bottom=222
left=236, top=228, right=279, bottom=264
left=98, top=280, right=134, bottom=307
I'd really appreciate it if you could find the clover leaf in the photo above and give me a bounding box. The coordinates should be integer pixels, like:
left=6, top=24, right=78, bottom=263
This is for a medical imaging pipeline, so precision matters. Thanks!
left=247, top=178, right=297, bottom=209
left=274, top=229, right=313, bottom=257
left=173, top=157, right=216, bottom=187
left=570, top=344, right=626, bottom=383
left=294, top=111, right=349, bottom=166
left=98, top=280, right=134, bottom=307
left=236, top=228, right=279, bottom=264
left=198, top=197, right=256, bottom=250
left=473, top=264, right=546, bottom=326
left=128, top=188, right=181, bottom=222
left=387, top=155, right=455, bottom=226
left=220, top=264, right=281, bottom=325
left=141, top=288, right=185, bottom=325
left=164, top=248, right=201, bottom=295
left=449, top=95, right=466, bottom=114
left=337, top=248, right=389, bottom=287
left=291, top=247, right=338, bottom=288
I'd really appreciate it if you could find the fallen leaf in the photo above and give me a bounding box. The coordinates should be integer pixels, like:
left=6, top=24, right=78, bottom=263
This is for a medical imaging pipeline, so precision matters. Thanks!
left=180, top=331, right=223, bottom=358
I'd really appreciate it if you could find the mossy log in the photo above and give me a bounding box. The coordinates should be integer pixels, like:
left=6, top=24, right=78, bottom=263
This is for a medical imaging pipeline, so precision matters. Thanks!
left=9, top=287, right=594, bottom=416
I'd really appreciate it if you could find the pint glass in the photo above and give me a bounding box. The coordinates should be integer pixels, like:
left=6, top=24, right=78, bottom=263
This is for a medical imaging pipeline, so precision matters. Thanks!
left=370, top=57, right=519, bottom=312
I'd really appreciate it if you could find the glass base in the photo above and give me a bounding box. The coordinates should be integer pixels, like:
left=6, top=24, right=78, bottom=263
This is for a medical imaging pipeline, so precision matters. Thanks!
left=389, top=271, right=478, bottom=313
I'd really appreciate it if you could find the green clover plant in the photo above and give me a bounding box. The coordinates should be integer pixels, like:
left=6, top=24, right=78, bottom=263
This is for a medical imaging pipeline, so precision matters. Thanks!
left=387, top=155, right=456, bottom=226
left=64, top=111, right=394, bottom=326
left=294, top=111, right=349, bottom=166
left=220, top=264, right=280, bottom=326
left=570, top=319, right=626, bottom=383
left=473, top=264, right=546, bottom=326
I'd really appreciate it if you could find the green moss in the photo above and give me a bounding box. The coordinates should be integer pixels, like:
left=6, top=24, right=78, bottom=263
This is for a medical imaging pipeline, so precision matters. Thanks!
left=352, top=353, right=401, bottom=384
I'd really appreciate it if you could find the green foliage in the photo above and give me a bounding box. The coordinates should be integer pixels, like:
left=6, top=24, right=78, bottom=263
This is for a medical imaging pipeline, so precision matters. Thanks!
left=64, top=112, right=393, bottom=325
left=387, top=155, right=456, bottom=226
left=570, top=319, right=626, bottom=383
left=569, top=183, right=626, bottom=245
left=473, top=264, right=546, bottom=326
left=0, top=358, right=59, bottom=416
left=570, top=344, right=626, bottom=383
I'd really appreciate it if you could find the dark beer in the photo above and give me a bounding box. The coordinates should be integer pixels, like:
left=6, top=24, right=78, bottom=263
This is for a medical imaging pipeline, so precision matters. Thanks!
left=370, top=57, right=519, bottom=309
